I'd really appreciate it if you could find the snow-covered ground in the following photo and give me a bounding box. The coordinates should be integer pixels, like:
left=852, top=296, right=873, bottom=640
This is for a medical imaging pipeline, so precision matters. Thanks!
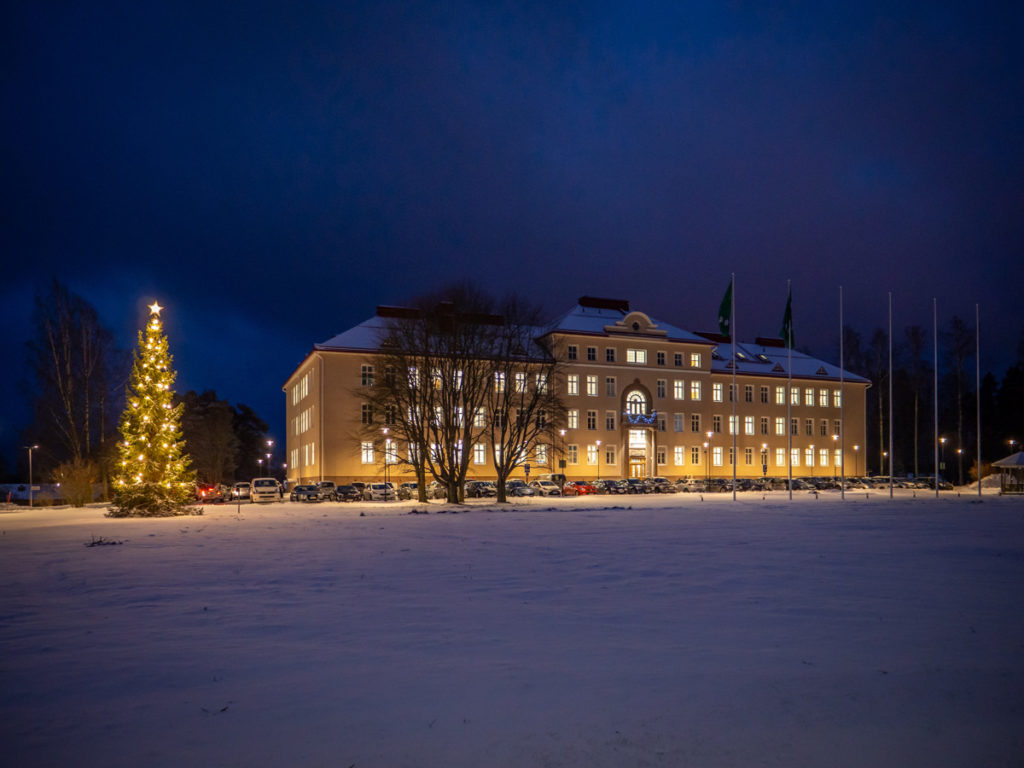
left=2, top=491, right=1022, bottom=767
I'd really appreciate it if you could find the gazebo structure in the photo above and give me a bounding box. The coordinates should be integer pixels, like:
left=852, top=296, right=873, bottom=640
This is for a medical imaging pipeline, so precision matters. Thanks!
left=992, top=452, right=1024, bottom=495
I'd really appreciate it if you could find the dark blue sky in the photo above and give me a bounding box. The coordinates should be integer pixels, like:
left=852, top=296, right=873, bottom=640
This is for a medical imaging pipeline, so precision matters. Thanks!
left=2, top=1, right=1022, bottom=463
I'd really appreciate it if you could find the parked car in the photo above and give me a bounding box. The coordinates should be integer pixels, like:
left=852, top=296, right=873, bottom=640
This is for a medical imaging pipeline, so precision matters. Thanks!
left=333, top=484, right=362, bottom=501
left=229, top=482, right=251, bottom=501
left=397, top=482, right=419, bottom=500
left=426, top=481, right=447, bottom=499
left=316, top=481, right=337, bottom=500
left=529, top=480, right=561, bottom=496
left=505, top=479, right=537, bottom=497
left=363, top=482, right=396, bottom=501
left=592, top=479, right=624, bottom=494
left=649, top=476, right=677, bottom=493
left=195, top=483, right=229, bottom=502
left=289, top=484, right=321, bottom=502
left=465, top=480, right=497, bottom=498
left=573, top=480, right=597, bottom=495
left=250, top=477, right=280, bottom=503
left=623, top=478, right=650, bottom=494
left=675, top=478, right=703, bottom=493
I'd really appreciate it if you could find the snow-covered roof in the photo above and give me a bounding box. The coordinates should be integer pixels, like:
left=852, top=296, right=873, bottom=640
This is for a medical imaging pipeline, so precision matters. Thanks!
left=316, top=314, right=390, bottom=352
left=992, top=451, right=1024, bottom=468
left=541, top=300, right=711, bottom=344
left=707, top=340, right=869, bottom=383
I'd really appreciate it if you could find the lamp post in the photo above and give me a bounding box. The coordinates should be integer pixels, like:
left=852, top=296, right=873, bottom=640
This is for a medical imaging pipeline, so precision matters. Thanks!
left=761, top=442, right=768, bottom=483
left=596, top=439, right=602, bottom=482
left=832, top=434, right=838, bottom=479
left=853, top=444, right=860, bottom=477
left=703, top=439, right=710, bottom=492
left=382, top=427, right=390, bottom=500
left=939, top=436, right=947, bottom=484
left=266, top=439, right=274, bottom=476
left=25, top=445, right=38, bottom=507
left=956, top=448, right=963, bottom=486
left=1010, top=438, right=1017, bottom=455
left=706, top=430, right=714, bottom=491
left=257, top=458, right=263, bottom=476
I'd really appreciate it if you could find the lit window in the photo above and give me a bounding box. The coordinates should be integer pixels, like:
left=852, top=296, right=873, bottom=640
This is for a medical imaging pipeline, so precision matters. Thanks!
left=567, top=375, right=578, bottom=395
left=587, top=444, right=598, bottom=465
left=690, top=353, right=701, bottom=367
left=586, top=375, right=598, bottom=396
left=776, top=448, right=786, bottom=466
left=690, top=381, right=702, bottom=400
left=744, top=416, right=754, bottom=435
left=515, top=372, right=526, bottom=393
left=791, top=387, right=800, bottom=405
left=713, top=382, right=723, bottom=402
left=820, top=448, right=829, bottom=467
left=626, top=349, right=647, bottom=364
left=473, top=443, right=486, bottom=464
left=674, top=446, right=685, bottom=465
left=361, top=442, right=374, bottom=463
left=536, top=444, right=548, bottom=465
left=776, top=386, right=785, bottom=405
left=567, top=444, right=578, bottom=464
left=495, top=372, right=506, bottom=393
left=833, top=389, right=842, bottom=408
left=805, top=448, right=814, bottom=467
left=713, top=446, right=723, bottom=466
left=775, top=417, right=785, bottom=436
left=805, top=388, right=814, bottom=406
left=791, top=448, right=800, bottom=466
left=819, top=389, right=829, bottom=407
left=536, top=373, right=548, bottom=393
left=568, top=409, right=579, bottom=429
left=674, top=380, right=685, bottom=399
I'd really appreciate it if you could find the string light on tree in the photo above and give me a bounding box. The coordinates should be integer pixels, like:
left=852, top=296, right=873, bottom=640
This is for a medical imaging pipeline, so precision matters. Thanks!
left=110, top=300, right=195, bottom=516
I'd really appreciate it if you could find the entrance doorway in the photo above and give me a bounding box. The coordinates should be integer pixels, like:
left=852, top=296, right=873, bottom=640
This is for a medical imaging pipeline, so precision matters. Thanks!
left=629, top=457, right=645, bottom=478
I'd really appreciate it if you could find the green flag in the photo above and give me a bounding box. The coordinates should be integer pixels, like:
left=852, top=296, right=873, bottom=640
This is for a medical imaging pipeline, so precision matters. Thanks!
left=779, top=286, right=794, bottom=348
left=717, top=280, right=732, bottom=338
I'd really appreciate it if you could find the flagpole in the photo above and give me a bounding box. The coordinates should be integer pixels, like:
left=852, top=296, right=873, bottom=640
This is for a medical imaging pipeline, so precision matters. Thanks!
left=731, top=272, right=737, bottom=502
left=889, top=291, right=894, bottom=499
left=840, top=285, right=845, bottom=500
left=976, top=302, right=981, bottom=499
left=787, top=280, right=793, bottom=501
left=934, top=298, right=939, bottom=499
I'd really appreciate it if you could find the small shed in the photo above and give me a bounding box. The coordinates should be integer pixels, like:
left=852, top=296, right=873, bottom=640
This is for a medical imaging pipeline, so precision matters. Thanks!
left=992, top=452, right=1024, bottom=495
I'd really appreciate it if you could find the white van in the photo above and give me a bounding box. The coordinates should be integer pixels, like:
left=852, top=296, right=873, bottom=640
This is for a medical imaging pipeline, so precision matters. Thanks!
left=250, top=477, right=280, bottom=503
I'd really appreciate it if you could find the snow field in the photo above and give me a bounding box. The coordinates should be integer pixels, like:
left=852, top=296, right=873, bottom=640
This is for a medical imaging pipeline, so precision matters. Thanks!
left=1, top=493, right=1022, bottom=767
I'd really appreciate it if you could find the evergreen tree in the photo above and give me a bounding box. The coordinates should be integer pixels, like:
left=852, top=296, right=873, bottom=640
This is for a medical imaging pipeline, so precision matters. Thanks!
left=109, top=302, right=195, bottom=516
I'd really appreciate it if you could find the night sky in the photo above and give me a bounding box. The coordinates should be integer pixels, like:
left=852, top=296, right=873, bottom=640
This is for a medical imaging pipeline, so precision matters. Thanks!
left=3, top=1, right=1021, bottom=463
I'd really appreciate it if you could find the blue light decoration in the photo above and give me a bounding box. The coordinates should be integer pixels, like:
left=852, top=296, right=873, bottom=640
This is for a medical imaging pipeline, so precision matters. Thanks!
left=623, top=409, right=658, bottom=426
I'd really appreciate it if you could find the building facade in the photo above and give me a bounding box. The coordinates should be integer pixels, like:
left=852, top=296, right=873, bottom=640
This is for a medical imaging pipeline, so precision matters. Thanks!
left=283, top=297, right=870, bottom=486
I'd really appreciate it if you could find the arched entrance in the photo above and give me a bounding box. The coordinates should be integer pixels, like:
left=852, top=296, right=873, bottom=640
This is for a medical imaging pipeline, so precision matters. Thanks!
left=623, top=389, right=653, bottom=478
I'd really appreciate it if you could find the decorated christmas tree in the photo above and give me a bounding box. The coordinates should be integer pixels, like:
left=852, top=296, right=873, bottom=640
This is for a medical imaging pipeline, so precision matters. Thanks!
left=109, top=302, right=196, bottom=516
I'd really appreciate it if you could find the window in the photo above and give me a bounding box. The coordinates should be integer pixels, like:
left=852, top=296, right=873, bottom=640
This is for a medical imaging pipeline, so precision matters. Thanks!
left=820, top=448, right=830, bottom=467
left=728, top=447, right=734, bottom=466
left=775, top=417, right=785, bottom=436
left=674, top=446, right=685, bottom=466
left=728, top=415, right=737, bottom=435
left=606, top=348, right=616, bottom=363
left=776, top=448, right=786, bottom=466
left=536, top=410, right=547, bottom=428
left=674, top=353, right=683, bottom=367
left=586, top=375, right=598, bottom=396
left=834, top=448, right=842, bottom=467
left=791, top=418, right=798, bottom=436
left=568, top=409, right=579, bottom=429
left=728, top=384, right=735, bottom=402
left=384, top=405, right=396, bottom=425
left=385, top=439, right=397, bottom=464
left=834, top=420, right=841, bottom=435
left=657, top=447, right=666, bottom=465
left=791, top=448, right=800, bottom=467
left=833, top=389, right=842, bottom=408
left=805, top=388, right=815, bottom=406
left=674, top=380, right=685, bottom=399
left=657, top=379, right=666, bottom=398
left=674, top=413, right=684, bottom=432
left=745, top=447, right=753, bottom=465
left=690, top=381, right=702, bottom=400
left=537, top=444, right=548, bottom=465
left=819, top=389, right=829, bottom=407
left=658, top=414, right=667, bottom=432
left=691, top=446, right=701, bottom=464
left=791, top=387, right=800, bottom=405
left=587, top=410, right=597, bottom=430
left=776, top=386, right=786, bottom=405
left=713, top=446, right=723, bottom=466
left=495, top=372, right=506, bottom=393
left=408, top=366, right=419, bottom=388
left=805, top=419, right=813, bottom=436
left=361, top=403, right=373, bottom=425
left=760, top=416, right=769, bottom=435
left=820, top=420, right=828, bottom=437
left=587, top=444, right=598, bottom=465
left=657, top=351, right=666, bottom=366
left=515, top=372, right=526, bottom=393
left=587, top=346, right=597, bottom=361
left=626, top=391, right=647, bottom=415
left=567, top=344, right=578, bottom=361
left=744, top=416, right=754, bottom=435
left=606, top=411, right=616, bottom=431
left=627, top=348, right=647, bottom=364
left=713, top=415, right=722, bottom=433
left=745, top=385, right=753, bottom=403
left=473, top=443, right=486, bottom=464
left=606, top=377, right=616, bottom=397
left=567, top=375, right=578, bottom=396
left=805, top=448, right=814, bottom=467
left=568, top=444, right=578, bottom=464
left=474, top=407, right=486, bottom=427
left=713, top=382, right=724, bottom=402
left=361, top=442, right=374, bottom=463
left=691, top=414, right=701, bottom=432
left=361, top=364, right=374, bottom=386
left=690, top=353, right=701, bottom=367
left=760, top=386, right=769, bottom=404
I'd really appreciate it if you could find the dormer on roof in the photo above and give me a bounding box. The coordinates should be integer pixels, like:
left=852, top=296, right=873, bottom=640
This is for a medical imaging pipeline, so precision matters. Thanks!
left=604, top=310, right=668, bottom=337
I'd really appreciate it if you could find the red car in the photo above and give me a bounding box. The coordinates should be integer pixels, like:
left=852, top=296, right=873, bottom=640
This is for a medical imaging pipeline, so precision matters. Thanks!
left=563, top=480, right=596, bottom=496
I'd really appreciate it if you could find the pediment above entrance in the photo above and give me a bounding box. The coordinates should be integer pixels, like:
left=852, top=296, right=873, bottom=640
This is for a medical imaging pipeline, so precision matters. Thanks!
left=604, top=311, right=668, bottom=337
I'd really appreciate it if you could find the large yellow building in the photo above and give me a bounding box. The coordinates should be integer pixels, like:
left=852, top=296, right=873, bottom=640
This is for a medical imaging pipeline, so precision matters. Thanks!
left=283, top=296, right=869, bottom=486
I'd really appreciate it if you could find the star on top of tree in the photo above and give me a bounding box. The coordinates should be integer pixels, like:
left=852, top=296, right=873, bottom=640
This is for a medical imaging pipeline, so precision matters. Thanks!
left=149, top=301, right=163, bottom=316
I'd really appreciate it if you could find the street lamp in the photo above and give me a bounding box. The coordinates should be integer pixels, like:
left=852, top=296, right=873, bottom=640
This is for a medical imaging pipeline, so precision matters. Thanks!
left=24, top=445, right=39, bottom=507
left=831, top=434, right=838, bottom=479
left=703, top=439, right=710, bottom=492
left=939, top=436, right=947, bottom=483
left=853, top=444, right=860, bottom=477
left=257, top=458, right=264, bottom=475
left=761, top=443, right=768, bottom=482
left=596, top=439, right=602, bottom=482
left=1010, top=438, right=1017, bottom=454
left=382, top=427, right=390, bottom=500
